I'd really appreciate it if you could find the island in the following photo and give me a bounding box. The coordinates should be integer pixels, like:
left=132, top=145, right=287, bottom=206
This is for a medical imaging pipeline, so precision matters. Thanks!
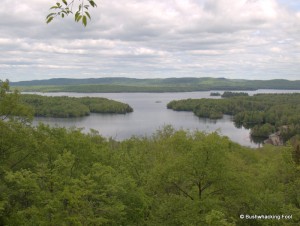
left=167, top=93, right=300, bottom=143
left=210, top=92, right=221, bottom=96
left=20, top=94, right=133, bottom=118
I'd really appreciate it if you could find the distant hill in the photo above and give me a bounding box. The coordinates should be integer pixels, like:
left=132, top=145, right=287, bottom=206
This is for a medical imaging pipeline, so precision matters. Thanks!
left=10, top=77, right=300, bottom=93
left=11, top=77, right=144, bottom=86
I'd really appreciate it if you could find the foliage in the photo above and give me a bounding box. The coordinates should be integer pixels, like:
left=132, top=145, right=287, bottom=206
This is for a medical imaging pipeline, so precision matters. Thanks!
left=210, top=92, right=221, bottom=96
left=79, top=96, right=133, bottom=114
left=168, top=93, right=300, bottom=141
left=46, top=0, right=97, bottom=26
left=0, top=80, right=33, bottom=122
left=1, top=121, right=300, bottom=225
left=251, top=123, right=276, bottom=138
left=221, top=91, right=249, bottom=98
left=20, top=94, right=133, bottom=118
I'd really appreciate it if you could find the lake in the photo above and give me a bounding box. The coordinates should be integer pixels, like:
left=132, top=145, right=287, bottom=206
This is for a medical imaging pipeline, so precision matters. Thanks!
left=31, top=90, right=300, bottom=148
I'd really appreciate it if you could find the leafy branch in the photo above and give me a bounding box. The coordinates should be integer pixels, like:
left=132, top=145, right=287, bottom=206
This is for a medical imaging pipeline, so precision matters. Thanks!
left=46, top=0, right=97, bottom=27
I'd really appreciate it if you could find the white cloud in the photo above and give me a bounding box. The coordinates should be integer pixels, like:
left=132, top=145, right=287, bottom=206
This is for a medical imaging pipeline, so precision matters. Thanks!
left=270, top=47, right=282, bottom=53
left=0, top=0, right=299, bottom=81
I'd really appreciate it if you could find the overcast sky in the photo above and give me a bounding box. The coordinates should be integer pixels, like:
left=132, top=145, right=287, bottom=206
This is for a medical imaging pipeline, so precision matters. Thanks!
left=0, top=0, right=299, bottom=82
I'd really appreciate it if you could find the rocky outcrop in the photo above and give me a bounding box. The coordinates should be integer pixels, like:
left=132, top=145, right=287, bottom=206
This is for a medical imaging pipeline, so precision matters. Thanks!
left=264, top=131, right=283, bottom=146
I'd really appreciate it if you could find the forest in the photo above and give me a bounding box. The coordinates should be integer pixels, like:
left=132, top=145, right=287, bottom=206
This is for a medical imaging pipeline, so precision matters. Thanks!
left=20, top=94, right=133, bottom=118
left=1, top=80, right=300, bottom=225
left=221, top=92, right=249, bottom=98
left=11, top=77, right=300, bottom=93
left=210, top=92, right=221, bottom=96
left=167, top=93, right=300, bottom=141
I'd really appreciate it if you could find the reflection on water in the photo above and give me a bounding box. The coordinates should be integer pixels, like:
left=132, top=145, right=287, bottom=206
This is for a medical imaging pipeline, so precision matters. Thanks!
left=31, top=90, right=300, bottom=148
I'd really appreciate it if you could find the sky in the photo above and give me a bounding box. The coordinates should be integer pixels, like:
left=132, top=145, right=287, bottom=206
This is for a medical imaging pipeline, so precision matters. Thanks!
left=0, top=0, right=299, bottom=82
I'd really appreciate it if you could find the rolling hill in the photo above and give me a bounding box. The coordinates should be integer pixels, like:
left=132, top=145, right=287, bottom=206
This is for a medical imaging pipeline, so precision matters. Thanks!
left=10, top=77, right=300, bottom=93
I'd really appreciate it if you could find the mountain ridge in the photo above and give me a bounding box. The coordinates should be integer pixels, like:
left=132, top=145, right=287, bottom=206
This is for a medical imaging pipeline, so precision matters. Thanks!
left=10, top=77, right=300, bottom=92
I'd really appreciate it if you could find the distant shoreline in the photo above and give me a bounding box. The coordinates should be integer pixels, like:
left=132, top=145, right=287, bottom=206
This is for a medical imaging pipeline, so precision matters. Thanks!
left=10, top=77, right=300, bottom=93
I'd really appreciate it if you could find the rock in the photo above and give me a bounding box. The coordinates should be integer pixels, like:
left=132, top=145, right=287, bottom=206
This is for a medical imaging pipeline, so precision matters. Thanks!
left=264, top=131, right=283, bottom=146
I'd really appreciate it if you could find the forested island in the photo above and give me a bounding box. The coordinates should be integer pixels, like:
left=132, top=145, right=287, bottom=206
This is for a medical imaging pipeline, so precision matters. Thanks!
left=167, top=93, right=300, bottom=142
left=20, top=94, right=133, bottom=118
left=210, top=92, right=221, bottom=96
left=1, top=80, right=300, bottom=225
left=221, top=91, right=249, bottom=98
left=11, top=77, right=300, bottom=93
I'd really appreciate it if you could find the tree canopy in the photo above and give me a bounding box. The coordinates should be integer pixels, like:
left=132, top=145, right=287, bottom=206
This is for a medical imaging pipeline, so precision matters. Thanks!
left=167, top=93, right=300, bottom=141
left=20, top=94, right=133, bottom=118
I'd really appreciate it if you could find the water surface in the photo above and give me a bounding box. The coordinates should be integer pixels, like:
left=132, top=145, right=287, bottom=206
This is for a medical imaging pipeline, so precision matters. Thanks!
left=31, top=90, right=300, bottom=148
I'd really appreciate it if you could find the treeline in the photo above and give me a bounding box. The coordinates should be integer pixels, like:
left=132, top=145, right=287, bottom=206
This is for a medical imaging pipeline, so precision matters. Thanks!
left=210, top=92, right=221, bottom=96
left=1, top=80, right=300, bottom=225
left=11, top=77, right=300, bottom=92
left=221, top=91, right=249, bottom=98
left=14, top=84, right=254, bottom=93
left=20, top=94, right=133, bottom=118
left=167, top=93, right=300, bottom=140
left=210, top=91, right=248, bottom=98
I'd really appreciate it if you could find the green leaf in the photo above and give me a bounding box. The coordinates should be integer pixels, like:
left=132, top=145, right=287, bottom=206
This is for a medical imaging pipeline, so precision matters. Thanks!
left=77, top=15, right=82, bottom=23
left=85, top=11, right=91, bottom=20
left=89, top=0, right=97, bottom=7
left=82, top=15, right=87, bottom=26
left=46, top=17, right=54, bottom=24
left=46, top=13, right=56, bottom=19
left=75, top=11, right=80, bottom=21
left=62, top=0, right=68, bottom=6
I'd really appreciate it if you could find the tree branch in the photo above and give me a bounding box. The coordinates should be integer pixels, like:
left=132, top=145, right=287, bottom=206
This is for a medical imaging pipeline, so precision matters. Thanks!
left=172, top=182, right=194, bottom=200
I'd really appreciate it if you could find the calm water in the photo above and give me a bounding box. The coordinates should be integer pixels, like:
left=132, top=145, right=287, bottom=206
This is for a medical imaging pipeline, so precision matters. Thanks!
left=31, top=90, right=300, bottom=148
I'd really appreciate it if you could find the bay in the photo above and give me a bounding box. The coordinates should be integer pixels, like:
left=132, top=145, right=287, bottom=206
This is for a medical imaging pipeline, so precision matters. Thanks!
left=31, top=90, right=300, bottom=148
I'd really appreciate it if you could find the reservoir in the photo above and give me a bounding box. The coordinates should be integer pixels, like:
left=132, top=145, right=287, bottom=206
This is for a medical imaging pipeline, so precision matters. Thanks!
left=31, top=90, right=300, bottom=148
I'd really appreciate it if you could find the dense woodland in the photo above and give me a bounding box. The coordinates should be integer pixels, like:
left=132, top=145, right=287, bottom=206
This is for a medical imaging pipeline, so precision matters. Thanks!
left=221, top=92, right=249, bottom=98
left=210, top=92, right=221, bottom=96
left=167, top=93, right=300, bottom=141
left=20, top=94, right=133, bottom=118
left=1, top=80, right=300, bottom=225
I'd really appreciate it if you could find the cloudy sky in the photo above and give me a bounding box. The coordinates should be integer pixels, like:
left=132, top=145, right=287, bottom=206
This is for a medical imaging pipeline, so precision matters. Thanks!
left=0, top=0, right=299, bottom=82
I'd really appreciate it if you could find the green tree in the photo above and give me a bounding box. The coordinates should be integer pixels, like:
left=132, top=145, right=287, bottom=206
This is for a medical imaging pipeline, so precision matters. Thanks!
left=0, top=80, right=33, bottom=122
